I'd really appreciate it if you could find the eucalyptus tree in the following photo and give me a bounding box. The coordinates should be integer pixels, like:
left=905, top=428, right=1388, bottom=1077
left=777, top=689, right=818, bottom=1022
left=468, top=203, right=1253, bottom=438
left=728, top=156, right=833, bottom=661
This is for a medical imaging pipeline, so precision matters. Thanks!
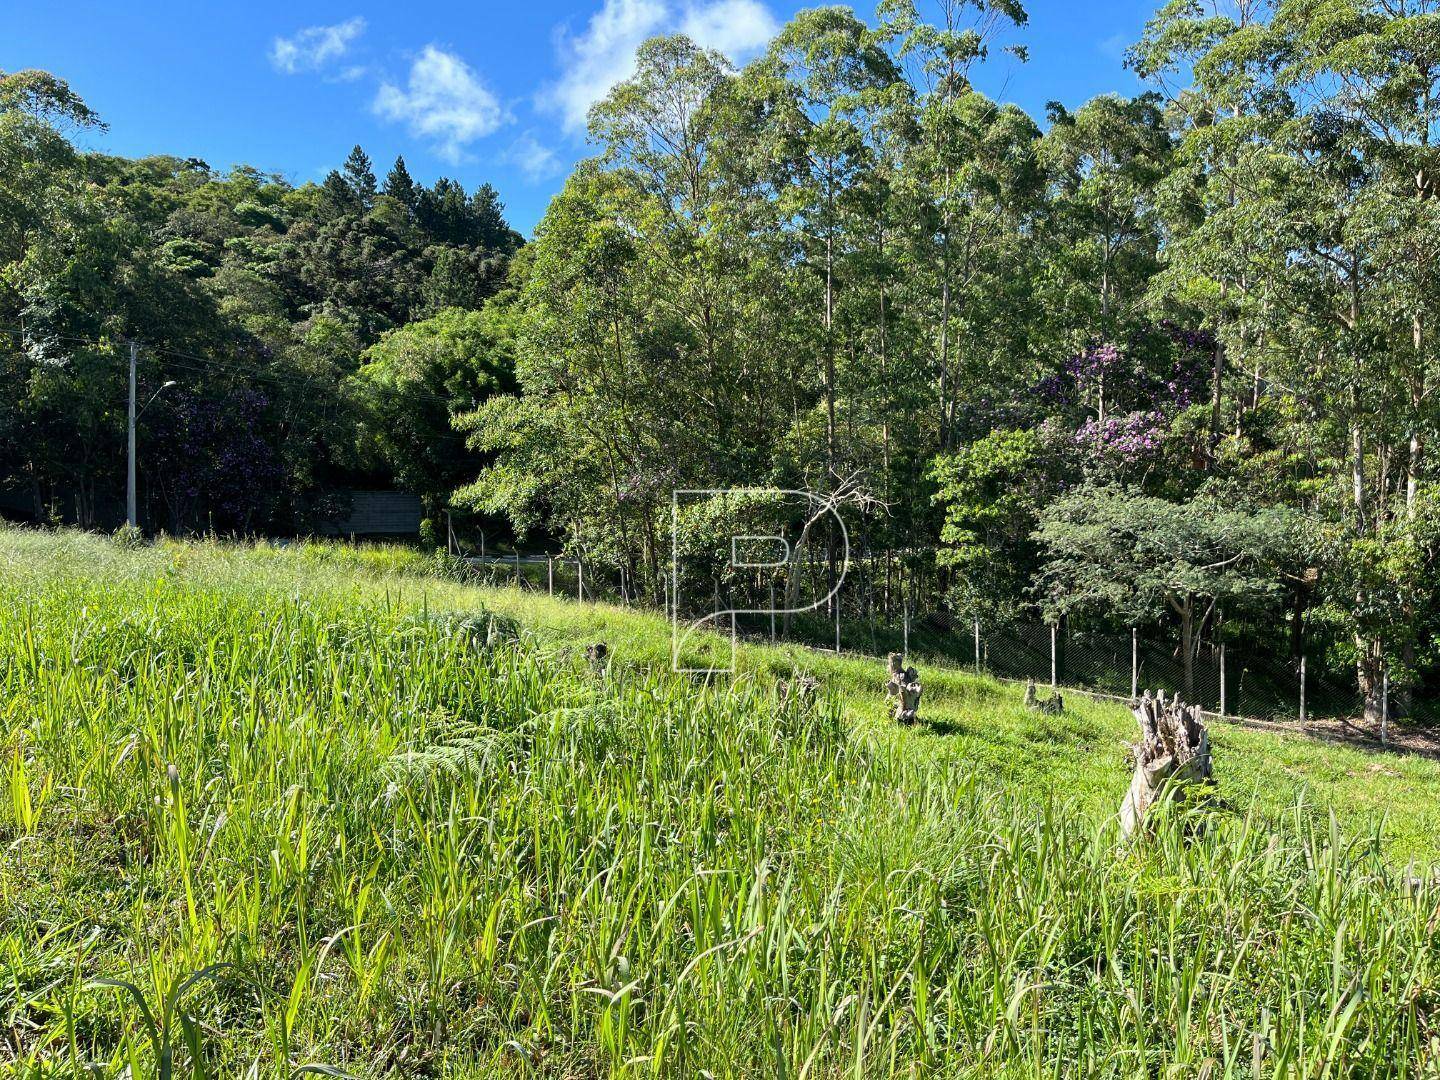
left=0, top=71, right=104, bottom=511
left=1136, top=0, right=1440, bottom=716
left=460, top=39, right=778, bottom=589
left=877, top=0, right=1032, bottom=449
left=0, top=69, right=102, bottom=295
left=458, top=165, right=655, bottom=578
left=1038, top=93, right=1172, bottom=404
left=750, top=9, right=903, bottom=485
left=592, top=34, right=798, bottom=487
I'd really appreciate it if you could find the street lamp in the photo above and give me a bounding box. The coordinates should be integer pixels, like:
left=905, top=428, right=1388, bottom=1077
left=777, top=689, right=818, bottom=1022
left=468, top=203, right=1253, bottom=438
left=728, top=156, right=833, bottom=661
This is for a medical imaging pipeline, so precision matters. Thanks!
left=126, top=339, right=176, bottom=529
left=142, top=382, right=178, bottom=413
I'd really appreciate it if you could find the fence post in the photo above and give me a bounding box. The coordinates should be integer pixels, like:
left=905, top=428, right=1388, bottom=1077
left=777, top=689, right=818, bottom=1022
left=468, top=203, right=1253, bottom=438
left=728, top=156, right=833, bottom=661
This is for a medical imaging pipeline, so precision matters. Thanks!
left=903, top=604, right=910, bottom=661
left=1299, top=654, right=1307, bottom=725
left=1050, top=623, right=1058, bottom=689
left=1381, top=665, right=1390, bottom=745
left=835, top=601, right=841, bottom=653
left=515, top=552, right=521, bottom=588
left=1219, top=644, right=1226, bottom=717
left=547, top=557, right=554, bottom=596
left=974, top=617, right=981, bottom=675
left=577, top=561, right=584, bottom=603
left=1131, top=628, right=1138, bottom=700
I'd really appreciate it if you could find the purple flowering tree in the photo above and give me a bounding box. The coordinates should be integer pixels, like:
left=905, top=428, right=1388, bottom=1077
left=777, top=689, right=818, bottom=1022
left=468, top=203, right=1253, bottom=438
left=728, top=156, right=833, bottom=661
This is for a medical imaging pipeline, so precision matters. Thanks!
left=145, top=388, right=284, bottom=534
left=1031, top=331, right=1214, bottom=487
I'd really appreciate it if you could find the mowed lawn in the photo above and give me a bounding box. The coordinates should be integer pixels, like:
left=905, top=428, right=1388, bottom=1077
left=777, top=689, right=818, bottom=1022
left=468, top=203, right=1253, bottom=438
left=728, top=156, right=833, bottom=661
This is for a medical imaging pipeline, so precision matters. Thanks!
left=4, top=526, right=1440, bottom=1076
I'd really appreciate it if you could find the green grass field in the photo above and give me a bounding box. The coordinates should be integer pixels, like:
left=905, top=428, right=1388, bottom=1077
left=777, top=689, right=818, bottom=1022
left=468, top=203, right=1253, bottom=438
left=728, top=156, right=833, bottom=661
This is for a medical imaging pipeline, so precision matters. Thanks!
left=4, top=527, right=1440, bottom=1076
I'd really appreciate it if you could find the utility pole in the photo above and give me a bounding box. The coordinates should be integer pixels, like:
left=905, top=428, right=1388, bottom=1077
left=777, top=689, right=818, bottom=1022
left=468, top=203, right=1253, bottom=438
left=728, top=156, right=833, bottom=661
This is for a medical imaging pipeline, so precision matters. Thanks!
left=127, top=341, right=138, bottom=528
left=125, top=344, right=174, bottom=532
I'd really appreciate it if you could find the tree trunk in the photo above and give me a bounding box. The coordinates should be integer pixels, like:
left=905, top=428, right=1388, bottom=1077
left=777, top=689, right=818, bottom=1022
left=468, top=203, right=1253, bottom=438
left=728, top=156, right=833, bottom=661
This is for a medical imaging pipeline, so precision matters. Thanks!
left=1356, top=636, right=1384, bottom=725
left=1119, top=689, right=1212, bottom=839
left=1210, top=336, right=1225, bottom=453
left=1402, top=326, right=1423, bottom=714
left=781, top=509, right=823, bottom=638
left=1173, top=595, right=1196, bottom=700
left=1289, top=584, right=1306, bottom=660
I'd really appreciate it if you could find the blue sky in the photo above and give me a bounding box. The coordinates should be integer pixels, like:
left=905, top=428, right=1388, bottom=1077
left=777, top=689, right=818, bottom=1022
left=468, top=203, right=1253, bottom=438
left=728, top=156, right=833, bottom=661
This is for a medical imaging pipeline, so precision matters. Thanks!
left=9, top=0, right=1153, bottom=235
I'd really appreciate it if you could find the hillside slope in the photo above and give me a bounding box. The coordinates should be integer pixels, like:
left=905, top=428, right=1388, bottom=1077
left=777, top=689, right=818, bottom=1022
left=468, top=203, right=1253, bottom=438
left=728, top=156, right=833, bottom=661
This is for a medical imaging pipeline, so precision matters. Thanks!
left=3, top=527, right=1440, bottom=1076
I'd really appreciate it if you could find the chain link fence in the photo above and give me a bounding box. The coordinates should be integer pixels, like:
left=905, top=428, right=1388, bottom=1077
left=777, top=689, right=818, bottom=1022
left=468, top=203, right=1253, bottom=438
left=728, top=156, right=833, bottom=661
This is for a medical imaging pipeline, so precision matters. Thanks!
left=448, top=550, right=1425, bottom=734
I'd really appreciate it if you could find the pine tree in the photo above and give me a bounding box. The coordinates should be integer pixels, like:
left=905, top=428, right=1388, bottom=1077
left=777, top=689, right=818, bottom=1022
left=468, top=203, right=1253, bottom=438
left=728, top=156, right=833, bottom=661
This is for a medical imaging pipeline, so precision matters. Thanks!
left=383, top=155, right=417, bottom=212
left=343, top=144, right=377, bottom=208
left=470, top=183, right=513, bottom=250
left=318, top=169, right=359, bottom=219
left=417, top=178, right=471, bottom=245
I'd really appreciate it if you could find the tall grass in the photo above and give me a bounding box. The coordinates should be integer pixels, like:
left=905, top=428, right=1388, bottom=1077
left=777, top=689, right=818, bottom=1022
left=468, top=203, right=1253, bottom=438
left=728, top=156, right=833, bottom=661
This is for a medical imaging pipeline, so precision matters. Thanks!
left=1, top=527, right=1438, bottom=1076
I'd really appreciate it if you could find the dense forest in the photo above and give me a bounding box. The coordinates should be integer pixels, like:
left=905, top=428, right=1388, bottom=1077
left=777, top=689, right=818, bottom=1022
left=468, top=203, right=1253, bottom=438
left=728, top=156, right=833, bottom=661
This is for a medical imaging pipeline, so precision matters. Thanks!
left=0, top=69, right=523, bottom=533
left=5, top=0, right=1440, bottom=720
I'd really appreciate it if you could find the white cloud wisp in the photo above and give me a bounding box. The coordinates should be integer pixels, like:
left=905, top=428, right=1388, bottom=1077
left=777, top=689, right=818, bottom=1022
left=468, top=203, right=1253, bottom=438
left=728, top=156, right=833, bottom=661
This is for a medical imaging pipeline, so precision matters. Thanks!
left=544, top=0, right=777, bottom=135
left=374, top=45, right=508, bottom=163
left=270, top=17, right=367, bottom=75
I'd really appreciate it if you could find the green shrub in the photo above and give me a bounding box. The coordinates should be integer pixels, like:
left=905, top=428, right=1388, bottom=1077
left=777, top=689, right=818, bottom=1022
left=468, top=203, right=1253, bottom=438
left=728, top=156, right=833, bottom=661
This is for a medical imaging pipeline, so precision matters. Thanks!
left=110, top=522, right=145, bottom=549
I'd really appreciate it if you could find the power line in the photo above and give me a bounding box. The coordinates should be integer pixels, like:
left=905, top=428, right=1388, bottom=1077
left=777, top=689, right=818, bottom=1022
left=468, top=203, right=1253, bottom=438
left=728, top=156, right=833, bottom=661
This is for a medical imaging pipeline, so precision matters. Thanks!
left=0, top=323, right=478, bottom=409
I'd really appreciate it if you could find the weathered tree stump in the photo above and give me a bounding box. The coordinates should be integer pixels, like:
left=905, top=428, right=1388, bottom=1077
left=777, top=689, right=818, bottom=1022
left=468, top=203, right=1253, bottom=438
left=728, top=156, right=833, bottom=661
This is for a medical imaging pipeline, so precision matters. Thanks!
left=884, top=655, right=921, bottom=724
left=1024, top=678, right=1064, bottom=715
left=884, top=653, right=905, bottom=699
left=1119, top=689, right=1213, bottom=838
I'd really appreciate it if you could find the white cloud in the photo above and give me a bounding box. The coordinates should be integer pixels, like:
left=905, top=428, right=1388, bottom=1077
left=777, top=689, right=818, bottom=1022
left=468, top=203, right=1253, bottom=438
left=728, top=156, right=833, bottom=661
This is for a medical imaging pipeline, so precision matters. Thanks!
left=543, top=0, right=777, bottom=135
left=270, top=17, right=366, bottom=75
left=680, top=0, right=777, bottom=59
left=545, top=0, right=666, bottom=135
left=505, top=132, right=563, bottom=182
left=374, top=46, right=508, bottom=163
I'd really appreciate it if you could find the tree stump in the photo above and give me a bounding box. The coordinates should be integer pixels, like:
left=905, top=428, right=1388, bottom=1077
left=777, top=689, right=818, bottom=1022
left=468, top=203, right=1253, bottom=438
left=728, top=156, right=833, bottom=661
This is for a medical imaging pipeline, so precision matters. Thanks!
left=884, top=659, right=921, bottom=724
left=1119, top=689, right=1213, bottom=838
left=884, top=653, right=905, bottom=699
left=1024, top=678, right=1064, bottom=715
